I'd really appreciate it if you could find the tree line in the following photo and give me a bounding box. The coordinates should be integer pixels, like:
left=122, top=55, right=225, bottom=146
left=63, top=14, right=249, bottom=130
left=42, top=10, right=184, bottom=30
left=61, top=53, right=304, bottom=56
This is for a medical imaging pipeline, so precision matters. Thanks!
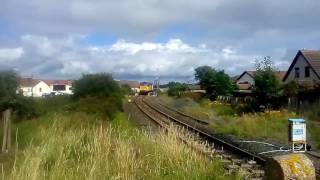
left=167, top=57, right=288, bottom=110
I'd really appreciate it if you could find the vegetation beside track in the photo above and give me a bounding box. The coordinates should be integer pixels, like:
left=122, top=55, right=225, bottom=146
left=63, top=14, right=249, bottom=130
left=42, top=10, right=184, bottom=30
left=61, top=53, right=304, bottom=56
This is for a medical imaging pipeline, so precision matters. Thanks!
left=1, top=111, right=235, bottom=179
left=1, top=73, right=235, bottom=179
left=158, top=95, right=320, bottom=150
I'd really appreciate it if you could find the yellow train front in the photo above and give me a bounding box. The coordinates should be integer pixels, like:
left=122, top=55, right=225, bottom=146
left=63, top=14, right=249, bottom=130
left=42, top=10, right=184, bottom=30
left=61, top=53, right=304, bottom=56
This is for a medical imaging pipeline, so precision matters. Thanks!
left=139, top=82, right=153, bottom=95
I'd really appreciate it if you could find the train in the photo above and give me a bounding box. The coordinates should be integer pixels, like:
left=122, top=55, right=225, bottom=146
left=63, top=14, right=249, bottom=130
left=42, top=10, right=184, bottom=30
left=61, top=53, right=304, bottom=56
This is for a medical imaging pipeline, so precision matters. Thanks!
left=139, top=82, right=153, bottom=95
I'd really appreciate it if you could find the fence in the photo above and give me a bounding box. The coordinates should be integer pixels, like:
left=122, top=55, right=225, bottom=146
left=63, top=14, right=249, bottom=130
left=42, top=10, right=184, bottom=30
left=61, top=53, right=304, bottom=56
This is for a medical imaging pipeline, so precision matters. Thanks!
left=1, top=109, right=11, bottom=153
left=217, top=95, right=255, bottom=104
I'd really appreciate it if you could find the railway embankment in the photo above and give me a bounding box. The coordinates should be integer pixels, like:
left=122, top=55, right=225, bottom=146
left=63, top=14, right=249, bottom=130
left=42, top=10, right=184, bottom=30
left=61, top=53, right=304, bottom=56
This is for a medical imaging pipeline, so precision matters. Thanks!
left=139, top=95, right=319, bottom=179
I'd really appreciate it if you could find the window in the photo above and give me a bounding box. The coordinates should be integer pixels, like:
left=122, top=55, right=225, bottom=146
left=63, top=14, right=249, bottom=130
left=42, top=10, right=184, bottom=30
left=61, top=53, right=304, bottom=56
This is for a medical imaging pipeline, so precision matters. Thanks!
left=53, top=85, right=66, bottom=91
left=39, top=88, right=42, bottom=92
left=305, top=66, right=310, bottom=78
left=295, top=67, right=300, bottom=78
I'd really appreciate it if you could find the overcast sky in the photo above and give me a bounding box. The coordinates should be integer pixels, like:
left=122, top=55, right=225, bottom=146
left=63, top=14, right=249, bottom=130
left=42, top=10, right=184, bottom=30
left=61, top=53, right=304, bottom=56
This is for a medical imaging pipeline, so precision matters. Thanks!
left=0, top=0, right=319, bottom=82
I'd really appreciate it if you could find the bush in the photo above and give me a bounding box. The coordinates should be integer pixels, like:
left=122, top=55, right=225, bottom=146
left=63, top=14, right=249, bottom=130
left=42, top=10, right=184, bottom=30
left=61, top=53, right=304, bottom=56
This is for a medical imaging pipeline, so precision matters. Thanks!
left=73, top=73, right=122, bottom=99
left=72, top=73, right=124, bottom=119
left=69, top=96, right=122, bottom=120
left=12, top=96, right=39, bottom=120
left=167, top=82, right=188, bottom=97
left=0, top=70, right=38, bottom=120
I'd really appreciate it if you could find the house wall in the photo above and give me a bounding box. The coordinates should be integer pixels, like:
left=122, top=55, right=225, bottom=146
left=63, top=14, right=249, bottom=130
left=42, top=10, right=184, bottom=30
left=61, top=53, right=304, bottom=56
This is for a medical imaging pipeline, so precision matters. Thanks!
left=236, top=73, right=254, bottom=85
left=50, top=84, right=73, bottom=94
left=284, top=55, right=319, bottom=83
left=20, top=87, right=33, bottom=97
left=33, top=81, right=51, bottom=97
left=20, top=81, right=51, bottom=97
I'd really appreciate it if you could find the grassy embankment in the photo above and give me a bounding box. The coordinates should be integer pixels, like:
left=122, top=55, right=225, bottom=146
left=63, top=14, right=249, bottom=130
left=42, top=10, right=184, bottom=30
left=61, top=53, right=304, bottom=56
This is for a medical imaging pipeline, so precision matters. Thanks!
left=159, top=95, right=320, bottom=150
left=0, top=97, right=236, bottom=180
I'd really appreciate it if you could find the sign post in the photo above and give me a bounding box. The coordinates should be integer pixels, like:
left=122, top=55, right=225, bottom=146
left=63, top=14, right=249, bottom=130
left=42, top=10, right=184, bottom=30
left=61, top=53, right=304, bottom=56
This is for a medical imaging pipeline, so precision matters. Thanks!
left=288, top=118, right=306, bottom=152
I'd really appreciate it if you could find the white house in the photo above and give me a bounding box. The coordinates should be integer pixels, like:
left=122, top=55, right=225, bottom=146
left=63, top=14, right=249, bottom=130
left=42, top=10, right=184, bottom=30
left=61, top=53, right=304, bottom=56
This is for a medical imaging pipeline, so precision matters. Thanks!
left=43, top=80, right=74, bottom=95
left=283, top=50, right=320, bottom=86
left=19, top=78, right=51, bottom=97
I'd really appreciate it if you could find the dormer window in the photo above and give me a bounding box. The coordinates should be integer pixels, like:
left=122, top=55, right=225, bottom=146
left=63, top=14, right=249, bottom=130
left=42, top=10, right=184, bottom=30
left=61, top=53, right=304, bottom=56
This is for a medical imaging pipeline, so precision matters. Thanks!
left=305, top=66, right=310, bottom=78
left=295, top=67, right=300, bottom=78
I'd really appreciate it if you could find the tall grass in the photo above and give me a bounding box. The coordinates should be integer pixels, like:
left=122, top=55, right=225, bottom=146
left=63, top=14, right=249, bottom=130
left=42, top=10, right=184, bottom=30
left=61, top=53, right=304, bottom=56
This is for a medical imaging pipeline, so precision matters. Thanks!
left=2, top=112, right=233, bottom=180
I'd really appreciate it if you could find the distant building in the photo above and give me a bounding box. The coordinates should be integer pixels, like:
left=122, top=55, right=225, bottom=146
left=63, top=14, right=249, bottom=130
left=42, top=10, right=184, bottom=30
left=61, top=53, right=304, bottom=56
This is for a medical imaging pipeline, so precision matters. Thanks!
left=118, top=80, right=140, bottom=93
left=19, top=78, right=51, bottom=97
left=283, top=50, right=320, bottom=87
left=235, top=70, right=286, bottom=93
left=187, top=84, right=206, bottom=93
left=43, top=80, right=74, bottom=95
left=19, top=78, right=73, bottom=97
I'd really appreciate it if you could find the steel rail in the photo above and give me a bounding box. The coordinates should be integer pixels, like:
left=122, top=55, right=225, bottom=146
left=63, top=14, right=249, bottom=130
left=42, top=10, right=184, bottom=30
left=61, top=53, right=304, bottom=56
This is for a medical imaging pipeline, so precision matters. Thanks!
left=155, top=100, right=209, bottom=125
left=141, top=97, right=267, bottom=164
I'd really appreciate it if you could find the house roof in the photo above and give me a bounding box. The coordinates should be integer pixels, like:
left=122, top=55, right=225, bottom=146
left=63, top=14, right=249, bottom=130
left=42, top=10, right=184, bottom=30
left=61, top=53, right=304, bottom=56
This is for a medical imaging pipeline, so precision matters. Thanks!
left=275, top=71, right=286, bottom=81
left=237, top=83, right=252, bottom=90
left=118, top=80, right=140, bottom=88
left=283, top=50, right=320, bottom=81
left=236, top=70, right=286, bottom=82
left=20, top=78, right=41, bottom=87
left=301, top=50, right=320, bottom=76
left=43, top=80, right=73, bottom=86
left=188, top=84, right=201, bottom=90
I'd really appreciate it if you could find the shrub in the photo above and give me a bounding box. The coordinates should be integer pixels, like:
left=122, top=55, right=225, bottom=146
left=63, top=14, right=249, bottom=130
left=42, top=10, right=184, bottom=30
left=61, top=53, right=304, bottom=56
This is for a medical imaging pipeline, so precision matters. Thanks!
left=73, top=73, right=122, bottom=99
left=0, top=70, right=38, bottom=120
left=167, top=82, right=188, bottom=97
left=72, top=73, right=124, bottom=119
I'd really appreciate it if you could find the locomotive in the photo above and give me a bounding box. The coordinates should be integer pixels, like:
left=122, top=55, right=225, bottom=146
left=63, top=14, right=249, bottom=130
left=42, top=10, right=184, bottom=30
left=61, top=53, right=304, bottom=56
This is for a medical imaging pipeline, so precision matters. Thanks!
left=139, top=82, right=153, bottom=95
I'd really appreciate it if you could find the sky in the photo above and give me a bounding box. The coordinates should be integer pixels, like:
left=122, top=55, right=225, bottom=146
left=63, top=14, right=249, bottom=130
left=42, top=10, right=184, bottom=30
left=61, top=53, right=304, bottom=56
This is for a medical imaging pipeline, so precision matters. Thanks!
left=0, top=0, right=319, bottom=83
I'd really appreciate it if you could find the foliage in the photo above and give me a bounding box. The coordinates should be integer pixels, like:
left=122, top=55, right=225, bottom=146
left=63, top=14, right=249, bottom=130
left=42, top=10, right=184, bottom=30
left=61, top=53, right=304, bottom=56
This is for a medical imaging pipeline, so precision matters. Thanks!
left=282, top=80, right=300, bottom=97
left=0, top=70, right=38, bottom=120
left=73, top=73, right=122, bottom=99
left=3, top=112, right=232, bottom=179
left=72, top=73, right=124, bottom=119
left=120, top=84, right=132, bottom=95
left=194, top=66, right=235, bottom=99
left=167, top=82, right=188, bottom=97
left=0, top=70, right=19, bottom=110
left=253, top=56, right=280, bottom=106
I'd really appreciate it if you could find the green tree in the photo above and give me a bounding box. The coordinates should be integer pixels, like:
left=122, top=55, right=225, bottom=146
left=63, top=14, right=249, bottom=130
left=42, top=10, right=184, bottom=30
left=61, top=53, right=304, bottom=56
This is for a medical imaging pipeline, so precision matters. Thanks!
left=72, top=73, right=124, bottom=119
left=282, top=80, right=300, bottom=97
left=167, top=82, right=188, bottom=97
left=73, top=73, right=122, bottom=99
left=0, top=70, right=19, bottom=110
left=0, top=71, right=38, bottom=119
left=194, top=66, right=235, bottom=99
left=253, top=56, right=280, bottom=106
left=120, top=84, right=132, bottom=95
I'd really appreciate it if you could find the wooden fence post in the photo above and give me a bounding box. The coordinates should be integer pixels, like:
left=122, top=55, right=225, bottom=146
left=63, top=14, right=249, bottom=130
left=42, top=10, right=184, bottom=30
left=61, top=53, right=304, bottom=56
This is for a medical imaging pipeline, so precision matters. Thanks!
left=1, top=109, right=11, bottom=153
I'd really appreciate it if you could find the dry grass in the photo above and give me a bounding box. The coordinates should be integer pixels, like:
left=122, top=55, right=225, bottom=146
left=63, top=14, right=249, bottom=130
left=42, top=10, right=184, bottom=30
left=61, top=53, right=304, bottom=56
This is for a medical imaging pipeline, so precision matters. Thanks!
left=1, top=112, right=234, bottom=180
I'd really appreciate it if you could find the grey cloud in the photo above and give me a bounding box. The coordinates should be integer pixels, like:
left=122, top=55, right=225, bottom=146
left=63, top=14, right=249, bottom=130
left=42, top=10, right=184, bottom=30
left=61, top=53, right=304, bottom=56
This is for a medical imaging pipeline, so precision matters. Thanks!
left=0, top=1, right=319, bottom=81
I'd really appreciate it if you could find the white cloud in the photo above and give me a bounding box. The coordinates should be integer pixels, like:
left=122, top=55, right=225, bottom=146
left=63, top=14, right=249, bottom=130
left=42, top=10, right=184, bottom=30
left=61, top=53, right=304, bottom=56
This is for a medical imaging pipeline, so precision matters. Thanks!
left=0, top=34, right=292, bottom=81
left=109, top=39, right=202, bottom=55
left=0, top=48, right=24, bottom=61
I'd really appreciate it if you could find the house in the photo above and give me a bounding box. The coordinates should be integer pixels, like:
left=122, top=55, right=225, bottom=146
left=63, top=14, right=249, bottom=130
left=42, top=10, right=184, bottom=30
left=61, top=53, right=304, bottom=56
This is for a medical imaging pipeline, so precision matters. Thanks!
left=43, top=80, right=74, bottom=95
left=283, top=50, right=320, bottom=86
left=187, top=84, right=206, bottom=93
left=19, top=78, right=51, bottom=97
left=235, top=70, right=286, bottom=92
left=118, top=80, right=140, bottom=93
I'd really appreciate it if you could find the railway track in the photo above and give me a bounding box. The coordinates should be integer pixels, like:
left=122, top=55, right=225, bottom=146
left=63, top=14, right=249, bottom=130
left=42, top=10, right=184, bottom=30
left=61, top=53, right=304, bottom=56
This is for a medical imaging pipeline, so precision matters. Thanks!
left=307, top=151, right=320, bottom=178
left=142, top=96, right=320, bottom=179
left=134, top=96, right=266, bottom=178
